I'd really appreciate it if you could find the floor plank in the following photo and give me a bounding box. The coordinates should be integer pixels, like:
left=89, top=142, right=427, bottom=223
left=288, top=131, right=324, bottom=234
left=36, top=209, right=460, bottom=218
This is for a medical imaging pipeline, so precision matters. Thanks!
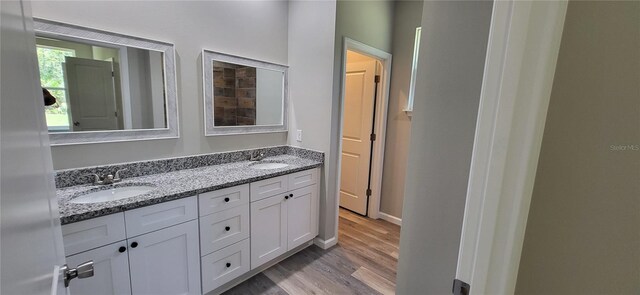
left=352, top=266, right=396, bottom=295
left=222, top=208, right=400, bottom=295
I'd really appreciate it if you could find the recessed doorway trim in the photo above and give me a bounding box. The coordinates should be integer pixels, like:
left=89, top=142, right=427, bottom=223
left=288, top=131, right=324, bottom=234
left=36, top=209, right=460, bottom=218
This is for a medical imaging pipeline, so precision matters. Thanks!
left=333, top=37, right=392, bottom=236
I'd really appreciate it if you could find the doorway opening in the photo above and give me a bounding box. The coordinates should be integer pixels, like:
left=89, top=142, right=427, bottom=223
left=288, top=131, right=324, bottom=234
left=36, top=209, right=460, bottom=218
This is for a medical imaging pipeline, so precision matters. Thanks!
left=337, top=38, right=392, bottom=219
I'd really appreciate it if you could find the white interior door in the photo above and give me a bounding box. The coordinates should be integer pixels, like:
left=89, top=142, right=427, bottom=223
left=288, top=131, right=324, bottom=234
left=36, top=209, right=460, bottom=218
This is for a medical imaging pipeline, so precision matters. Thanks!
left=339, top=60, right=376, bottom=215
left=1, top=1, right=67, bottom=294
left=65, top=57, right=119, bottom=131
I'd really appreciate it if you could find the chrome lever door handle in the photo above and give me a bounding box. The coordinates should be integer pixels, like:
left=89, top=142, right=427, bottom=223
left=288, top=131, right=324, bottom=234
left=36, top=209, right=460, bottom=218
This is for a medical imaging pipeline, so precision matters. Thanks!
left=62, top=260, right=94, bottom=287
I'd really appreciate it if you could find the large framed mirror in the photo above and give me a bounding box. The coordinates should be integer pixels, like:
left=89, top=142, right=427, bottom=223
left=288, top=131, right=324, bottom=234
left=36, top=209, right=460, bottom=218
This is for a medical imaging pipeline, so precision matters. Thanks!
left=202, top=50, right=288, bottom=136
left=34, top=19, right=178, bottom=145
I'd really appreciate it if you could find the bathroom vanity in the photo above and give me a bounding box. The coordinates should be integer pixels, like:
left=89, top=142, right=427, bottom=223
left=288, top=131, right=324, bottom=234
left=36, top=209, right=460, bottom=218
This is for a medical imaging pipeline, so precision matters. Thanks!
left=56, top=147, right=322, bottom=295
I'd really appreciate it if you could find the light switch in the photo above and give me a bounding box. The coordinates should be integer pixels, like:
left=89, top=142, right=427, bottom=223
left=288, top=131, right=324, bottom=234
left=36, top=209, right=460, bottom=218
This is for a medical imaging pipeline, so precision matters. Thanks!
left=296, top=130, right=303, bottom=142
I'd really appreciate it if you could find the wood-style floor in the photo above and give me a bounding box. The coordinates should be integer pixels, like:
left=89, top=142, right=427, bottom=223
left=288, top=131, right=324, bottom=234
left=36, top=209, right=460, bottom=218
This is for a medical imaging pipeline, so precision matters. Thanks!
left=223, top=208, right=401, bottom=295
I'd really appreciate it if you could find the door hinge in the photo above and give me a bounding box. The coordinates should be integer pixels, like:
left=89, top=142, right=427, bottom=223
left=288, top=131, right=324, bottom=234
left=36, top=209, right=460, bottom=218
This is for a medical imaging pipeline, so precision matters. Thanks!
left=366, top=188, right=372, bottom=196
left=370, top=133, right=376, bottom=141
left=452, top=279, right=470, bottom=295
left=374, top=75, right=381, bottom=83
left=111, top=71, right=115, bottom=77
left=115, top=111, right=118, bottom=117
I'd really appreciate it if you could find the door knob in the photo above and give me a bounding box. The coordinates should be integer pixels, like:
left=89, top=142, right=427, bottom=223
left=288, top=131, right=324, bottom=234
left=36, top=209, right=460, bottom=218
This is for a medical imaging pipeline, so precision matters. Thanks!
left=61, top=260, right=94, bottom=287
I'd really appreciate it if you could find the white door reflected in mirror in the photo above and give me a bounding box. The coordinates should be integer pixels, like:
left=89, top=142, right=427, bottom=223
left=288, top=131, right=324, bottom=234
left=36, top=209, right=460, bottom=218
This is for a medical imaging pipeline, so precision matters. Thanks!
left=36, top=36, right=167, bottom=133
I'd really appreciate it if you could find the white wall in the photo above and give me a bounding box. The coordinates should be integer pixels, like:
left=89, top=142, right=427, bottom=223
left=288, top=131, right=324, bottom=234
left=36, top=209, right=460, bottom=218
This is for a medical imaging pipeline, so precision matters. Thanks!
left=256, top=68, right=283, bottom=125
left=31, top=1, right=289, bottom=169
left=395, top=1, right=492, bottom=293
left=379, top=0, right=423, bottom=219
left=516, top=1, right=640, bottom=293
left=287, top=0, right=337, bottom=241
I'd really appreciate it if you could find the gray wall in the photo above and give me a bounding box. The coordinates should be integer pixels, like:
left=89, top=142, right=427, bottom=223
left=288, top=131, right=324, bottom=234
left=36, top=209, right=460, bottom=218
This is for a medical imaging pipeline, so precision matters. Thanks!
left=31, top=1, right=289, bottom=169
left=395, top=1, right=492, bottom=293
left=516, top=1, right=640, bottom=294
left=287, top=0, right=337, bottom=241
left=379, top=0, right=423, bottom=219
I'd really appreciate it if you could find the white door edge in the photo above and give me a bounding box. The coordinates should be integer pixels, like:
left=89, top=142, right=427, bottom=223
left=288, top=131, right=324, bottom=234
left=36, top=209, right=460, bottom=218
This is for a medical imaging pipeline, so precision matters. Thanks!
left=455, top=1, right=568, bottom=294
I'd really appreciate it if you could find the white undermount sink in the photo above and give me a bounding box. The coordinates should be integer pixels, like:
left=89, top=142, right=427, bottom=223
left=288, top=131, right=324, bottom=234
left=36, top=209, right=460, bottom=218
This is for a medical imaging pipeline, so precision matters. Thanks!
left=250, top=162, right=289, bottom=170
left=70, top=185, right=155, bottom=204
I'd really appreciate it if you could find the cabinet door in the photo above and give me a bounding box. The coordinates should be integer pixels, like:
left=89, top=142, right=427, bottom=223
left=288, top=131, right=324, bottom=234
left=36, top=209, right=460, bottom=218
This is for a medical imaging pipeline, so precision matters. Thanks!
left=287, top=184, right=319, bottom=250
left=128, top=220, right=201, bottom=295
left=250, top=195, right=287, bottom=269
left=65, top=241, right=131, bottom=295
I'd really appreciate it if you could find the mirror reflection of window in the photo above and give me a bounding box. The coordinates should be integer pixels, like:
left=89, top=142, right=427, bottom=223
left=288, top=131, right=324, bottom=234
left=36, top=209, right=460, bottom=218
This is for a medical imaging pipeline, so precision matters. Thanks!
left=37, top=44, right=75, bottom=131
left=35, top=36, right=168, bottom=133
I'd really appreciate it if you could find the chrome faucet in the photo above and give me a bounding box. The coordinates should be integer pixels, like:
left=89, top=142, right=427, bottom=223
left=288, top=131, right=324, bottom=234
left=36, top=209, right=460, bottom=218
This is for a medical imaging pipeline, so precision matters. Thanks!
left=86, top=169, right=128, bottom=185
left=250, top=150, right=265, bottom=161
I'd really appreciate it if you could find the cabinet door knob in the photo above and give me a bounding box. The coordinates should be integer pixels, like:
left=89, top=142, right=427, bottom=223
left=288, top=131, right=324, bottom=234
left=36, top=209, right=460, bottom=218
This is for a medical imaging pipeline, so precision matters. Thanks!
left=118, top=246, right=126, bottom=253
left=289, top=194, right=293, bottom=198
left=225, top=226, right=230, bottom=231
left=131, top=242, right=138, bottom=248
left=224, top=197, right=230, bottom=202
left=226, top=262, right=231, bottom=268
left=284, top=195, right=289, bottom=200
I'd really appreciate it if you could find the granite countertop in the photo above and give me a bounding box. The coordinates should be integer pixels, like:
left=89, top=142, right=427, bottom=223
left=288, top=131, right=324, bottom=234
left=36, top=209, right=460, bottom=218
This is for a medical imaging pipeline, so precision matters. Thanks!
left=57, top=154, right=322, bottom=224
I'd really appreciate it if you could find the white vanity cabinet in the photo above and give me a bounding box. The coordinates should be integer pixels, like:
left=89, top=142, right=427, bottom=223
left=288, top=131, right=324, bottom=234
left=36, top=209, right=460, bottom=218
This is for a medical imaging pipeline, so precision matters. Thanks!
left=61, top=167, right=320, bottom=295
left=250, top=169, right=319, bottom=269
left=61, top=196, right=200, bottom=295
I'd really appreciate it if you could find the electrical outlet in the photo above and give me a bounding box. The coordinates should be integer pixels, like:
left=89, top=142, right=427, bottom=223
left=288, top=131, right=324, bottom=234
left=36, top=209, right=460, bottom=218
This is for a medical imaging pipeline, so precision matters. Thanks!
left=296, top=130, right=303, bottom=142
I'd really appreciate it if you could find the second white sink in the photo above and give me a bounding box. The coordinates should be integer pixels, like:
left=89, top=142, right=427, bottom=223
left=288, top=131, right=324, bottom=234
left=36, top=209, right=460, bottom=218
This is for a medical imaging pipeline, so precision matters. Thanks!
left=70, top=185, right=155, bottom=204
left=250, top=162, right=289, bottom=170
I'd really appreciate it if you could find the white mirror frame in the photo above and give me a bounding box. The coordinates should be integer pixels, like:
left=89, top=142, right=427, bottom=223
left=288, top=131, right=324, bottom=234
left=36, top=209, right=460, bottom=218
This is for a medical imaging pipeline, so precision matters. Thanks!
left=34, top=18, right=179, bottom=145
left=202, top=50, right=288, bottom=136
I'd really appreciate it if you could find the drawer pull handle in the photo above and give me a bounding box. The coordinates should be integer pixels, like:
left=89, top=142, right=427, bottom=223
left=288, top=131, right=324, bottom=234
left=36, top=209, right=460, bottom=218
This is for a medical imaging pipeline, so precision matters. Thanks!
left=225, top=226, right=230, bottom=231
left=224, top=197, right=230, bottom=202
left=131, top=242, right=138, bottom=248
left=118, top=246, right=126, bottom=253
left=226, top=262, right=231, bottom=268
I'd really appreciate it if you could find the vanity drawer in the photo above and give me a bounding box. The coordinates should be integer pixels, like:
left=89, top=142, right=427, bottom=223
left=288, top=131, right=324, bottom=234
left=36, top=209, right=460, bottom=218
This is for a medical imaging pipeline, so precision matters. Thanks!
left=201, top=239, right=250, bottom=294
left=62, top=213, right=126, bottom=256
left=250, top=175, right=289, bottom=202
left=124, top=196, right=197, bottom=237
left=199, top=184, right=249, bottom=216
left=288, top=168, right=319, bottom=191
left=199, top=205, right=249, bottom=256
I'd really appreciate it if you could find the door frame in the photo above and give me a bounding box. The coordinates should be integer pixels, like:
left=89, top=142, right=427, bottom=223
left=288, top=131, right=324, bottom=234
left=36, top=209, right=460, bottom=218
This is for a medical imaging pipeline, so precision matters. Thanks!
left=455, top=1, right=568, bottom=294
left=334, top=37, right=392, bottom=224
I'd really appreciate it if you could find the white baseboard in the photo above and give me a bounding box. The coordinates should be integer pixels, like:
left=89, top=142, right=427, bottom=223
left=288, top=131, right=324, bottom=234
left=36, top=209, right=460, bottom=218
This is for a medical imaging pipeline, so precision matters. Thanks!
left=313, top=236, right=337, bottom=249
left=379, top=212, right=402, bottom=226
